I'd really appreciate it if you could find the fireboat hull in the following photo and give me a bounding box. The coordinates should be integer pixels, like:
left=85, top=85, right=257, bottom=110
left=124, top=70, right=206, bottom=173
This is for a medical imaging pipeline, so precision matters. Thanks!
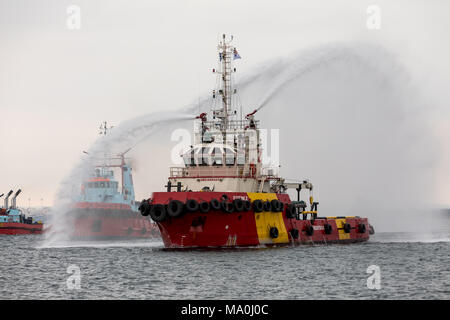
left=69, top=205, right=159, bottom=240
left=151, top=192, right=370, bottom=248
left=0, top=222, right=43, bottom=235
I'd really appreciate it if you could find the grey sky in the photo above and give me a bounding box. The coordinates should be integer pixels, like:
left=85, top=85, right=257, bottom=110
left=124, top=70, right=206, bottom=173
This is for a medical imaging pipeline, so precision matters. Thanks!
left=0, top=0, right=449, bottom=207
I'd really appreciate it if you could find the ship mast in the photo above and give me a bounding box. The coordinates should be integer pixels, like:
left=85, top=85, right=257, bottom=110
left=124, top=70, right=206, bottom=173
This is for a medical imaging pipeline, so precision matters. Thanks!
left=215, top=34, right=236, bottom=132
left=98, top=121, right=113, bottom=167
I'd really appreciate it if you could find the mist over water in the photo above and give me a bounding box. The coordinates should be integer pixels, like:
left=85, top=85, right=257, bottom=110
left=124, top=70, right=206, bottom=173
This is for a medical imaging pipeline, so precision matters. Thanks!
left=44, top=42, right=442, bottom=246
left=44, top=112, right=195, bottom=245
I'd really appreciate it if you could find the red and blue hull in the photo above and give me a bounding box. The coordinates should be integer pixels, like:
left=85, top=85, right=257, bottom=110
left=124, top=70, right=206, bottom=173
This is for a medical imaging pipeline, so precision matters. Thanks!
left=69, top=202, right=159, bottom=240
left=0, top=222, right=43, bottom=235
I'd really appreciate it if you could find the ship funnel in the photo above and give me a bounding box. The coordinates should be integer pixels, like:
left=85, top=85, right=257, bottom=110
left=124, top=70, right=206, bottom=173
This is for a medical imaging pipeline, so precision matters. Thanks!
left=11, top=189, right=22, bottom=209
left=4, top=190, right=13, bottom=209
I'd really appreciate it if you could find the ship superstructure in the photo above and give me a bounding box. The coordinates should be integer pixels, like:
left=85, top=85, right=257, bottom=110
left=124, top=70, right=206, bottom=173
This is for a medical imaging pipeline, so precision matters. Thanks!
left=139, top=35, right=372, bottom=248
left=69, top=122, right=159, bottom=240
left=76, top=151, right=137, bottom=211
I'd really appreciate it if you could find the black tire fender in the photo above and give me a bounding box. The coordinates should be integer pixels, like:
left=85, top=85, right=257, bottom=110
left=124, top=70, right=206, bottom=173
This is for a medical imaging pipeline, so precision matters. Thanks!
left=185, top=199, right=199, bottom=212
left=290, top=228, right=299, bottom=239
left=210, top=198, right=220, bottom=210
left=305, top=224, right=314, bottom=236
left=149, top=204, right=167, bottom=222
left=221, top=201, right=234, bottom=213
left=243, top=200, right=252, bottom=211
left=167, top=200, right=184, bottom=218
left=263, top=201, right=271, bottom=212
left=344, top=223, right=351, bottom=233
left=269, top=227, right=279, bottom=239
left=233, top=198, right=244, bottom=212
left=199, top=201, right=210, bottom=213
left=324, top=223, right=332, bottom=235
left=252, top=200, right=264, bottom=213
left=286, top=204, right=296, bottom=219
left=270, top=199, right=280, bottom=212
left=358, top=223, right=366, bottom=233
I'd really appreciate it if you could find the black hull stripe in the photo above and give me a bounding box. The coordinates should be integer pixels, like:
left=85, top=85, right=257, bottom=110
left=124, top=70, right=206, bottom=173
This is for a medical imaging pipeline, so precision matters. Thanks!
left=0, top=226, right=42, bottom=232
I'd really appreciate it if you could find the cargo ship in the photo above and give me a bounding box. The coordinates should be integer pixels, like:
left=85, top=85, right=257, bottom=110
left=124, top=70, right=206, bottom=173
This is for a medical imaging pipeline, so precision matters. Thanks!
left=0, top=190, right=44, bottom=235
left=68, top=123, right=159, bottom=240
left=138, top=35, right=373, bottom=248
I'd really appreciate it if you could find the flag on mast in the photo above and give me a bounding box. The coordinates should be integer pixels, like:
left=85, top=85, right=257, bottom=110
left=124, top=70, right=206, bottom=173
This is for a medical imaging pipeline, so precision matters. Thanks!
left=233, top=48, right=241, bottom=60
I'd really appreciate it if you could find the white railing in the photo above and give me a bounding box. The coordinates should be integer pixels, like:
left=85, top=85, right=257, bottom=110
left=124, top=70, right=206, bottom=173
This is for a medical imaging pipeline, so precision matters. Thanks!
left=170, top=165, right=251, bottom=178
left=169, top=164, right=280, bottom=179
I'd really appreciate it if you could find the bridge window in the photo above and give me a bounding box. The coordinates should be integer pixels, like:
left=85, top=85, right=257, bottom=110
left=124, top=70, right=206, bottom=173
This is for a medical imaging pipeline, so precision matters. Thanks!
left=212, top=147, right=223, bottom=165
left=200, top=147, right=210, bottom=166
left=183, top=149, right=196, bottom=167
left=236, top=151, right=245, bottom=165
left=225, top=148, right=235, bottom=165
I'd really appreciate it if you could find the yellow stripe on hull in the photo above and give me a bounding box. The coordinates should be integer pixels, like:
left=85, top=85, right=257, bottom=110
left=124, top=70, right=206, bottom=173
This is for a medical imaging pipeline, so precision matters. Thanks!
left=335, top=218, right=350, bottom=240
left=247, top=193, right=289, bottom=245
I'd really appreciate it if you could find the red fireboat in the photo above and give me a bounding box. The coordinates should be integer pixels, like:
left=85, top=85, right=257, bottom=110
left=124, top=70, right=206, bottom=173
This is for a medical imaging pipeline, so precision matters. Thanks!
left=138, top=35, right=373, bottom=248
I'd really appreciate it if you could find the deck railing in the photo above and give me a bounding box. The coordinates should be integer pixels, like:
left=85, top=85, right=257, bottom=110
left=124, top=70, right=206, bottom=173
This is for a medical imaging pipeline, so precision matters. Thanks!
left=169, top=165, right=279, bottom=179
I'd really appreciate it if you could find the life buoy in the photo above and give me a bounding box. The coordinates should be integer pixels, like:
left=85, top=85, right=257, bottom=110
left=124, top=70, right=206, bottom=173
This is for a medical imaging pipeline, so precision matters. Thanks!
left=269, top=227, right=279, bottom=239
left=210, top=198, right=221, bottom=210
left=243, top=200, right=252, bottom=211
left=233, top=198, right=244, bottom=212
left=199, top=201, right=210, bottom=213
left=221, top=201, right=234, bottom=213
left=324, top=224, right=332, bottom=235
left=185, top=199, right=199, bottom=212
left=343, top=223, right=351, bottom=233
left=358, top=223, right=366, bottom=233
left=290, top=228, right=299, bottom=239
left=149, top=204, right=167, bottom=222
left=252, top=200, right=264, bottom=213
left=167, top=200, right=184, bottom=218
left=305, top=224, right=314, bottom=236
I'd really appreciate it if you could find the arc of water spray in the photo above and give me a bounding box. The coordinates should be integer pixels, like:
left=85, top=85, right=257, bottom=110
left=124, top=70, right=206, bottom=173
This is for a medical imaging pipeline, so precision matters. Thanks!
left=254, top=43, right=388, bottom=113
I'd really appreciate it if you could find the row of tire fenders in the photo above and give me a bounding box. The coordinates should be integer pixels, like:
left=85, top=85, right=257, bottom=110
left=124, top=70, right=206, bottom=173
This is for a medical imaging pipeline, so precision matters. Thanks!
left=138, top=197, right=287, bottom=222
left=137, top=197, right=367, bottom=237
